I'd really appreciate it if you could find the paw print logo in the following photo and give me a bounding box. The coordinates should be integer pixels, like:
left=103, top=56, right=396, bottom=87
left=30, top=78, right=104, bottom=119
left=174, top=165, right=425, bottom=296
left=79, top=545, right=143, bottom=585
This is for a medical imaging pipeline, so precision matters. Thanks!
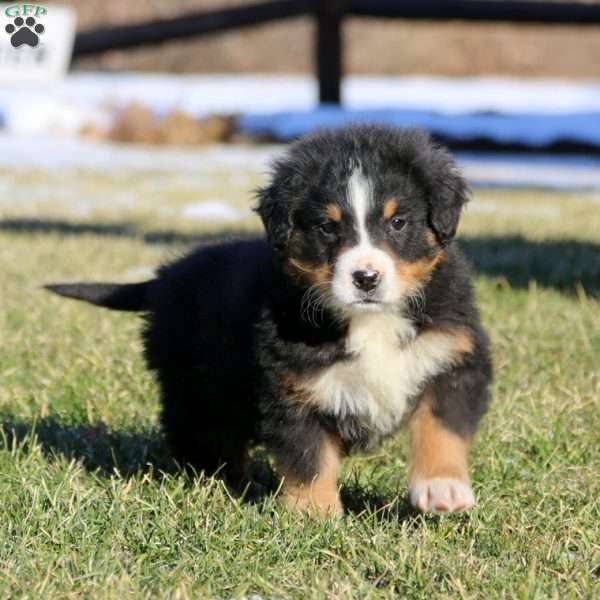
left=5, top=16, right=45, bottom=48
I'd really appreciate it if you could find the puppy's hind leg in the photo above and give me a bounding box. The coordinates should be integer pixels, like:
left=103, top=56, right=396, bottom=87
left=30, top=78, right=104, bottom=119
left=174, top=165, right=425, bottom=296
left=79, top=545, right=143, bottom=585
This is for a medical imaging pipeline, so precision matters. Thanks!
left=164, top=419, right=251, bottom=487
left=159, top=382, right=253, bottom=493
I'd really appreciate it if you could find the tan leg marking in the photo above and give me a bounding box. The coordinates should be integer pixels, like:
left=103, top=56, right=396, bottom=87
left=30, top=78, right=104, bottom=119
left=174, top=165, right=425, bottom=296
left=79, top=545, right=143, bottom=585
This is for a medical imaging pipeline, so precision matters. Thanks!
left=280, top=433, right=343, bottom=517
left=408, top=396, right=475, bottom=513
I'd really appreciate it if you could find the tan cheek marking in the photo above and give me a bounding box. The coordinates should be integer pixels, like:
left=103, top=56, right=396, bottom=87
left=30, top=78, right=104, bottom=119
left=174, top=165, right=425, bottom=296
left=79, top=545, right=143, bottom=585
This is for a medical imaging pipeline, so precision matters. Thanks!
left=408, top=393, right=471, bottom=484
left=383, top=198, right=398, bottom=220
left=280, top=433, right=343, bottom=517
left=286, top=257, right=331, bottom=286
left=325, top=203, right=342, bottom=222
left=395, top=251, right=445, bottom=290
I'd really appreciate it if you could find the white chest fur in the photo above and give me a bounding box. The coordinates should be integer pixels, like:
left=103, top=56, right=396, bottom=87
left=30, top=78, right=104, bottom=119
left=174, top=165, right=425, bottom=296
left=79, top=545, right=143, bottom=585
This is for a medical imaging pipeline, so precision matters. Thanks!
left=305, top=312, right=465, bottom=436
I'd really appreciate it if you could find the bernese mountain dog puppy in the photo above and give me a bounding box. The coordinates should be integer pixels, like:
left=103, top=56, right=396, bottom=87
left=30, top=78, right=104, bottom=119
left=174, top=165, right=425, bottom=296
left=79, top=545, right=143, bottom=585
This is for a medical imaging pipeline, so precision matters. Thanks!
left=47, top=125, right=492, bottom=516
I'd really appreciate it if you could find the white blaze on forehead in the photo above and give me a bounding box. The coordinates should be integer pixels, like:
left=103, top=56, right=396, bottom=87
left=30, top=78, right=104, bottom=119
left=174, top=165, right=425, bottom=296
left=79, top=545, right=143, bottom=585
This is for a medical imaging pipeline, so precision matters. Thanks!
left=347, top=167, right=372, bottom=246
left=331, top=165, right=403, bottom=307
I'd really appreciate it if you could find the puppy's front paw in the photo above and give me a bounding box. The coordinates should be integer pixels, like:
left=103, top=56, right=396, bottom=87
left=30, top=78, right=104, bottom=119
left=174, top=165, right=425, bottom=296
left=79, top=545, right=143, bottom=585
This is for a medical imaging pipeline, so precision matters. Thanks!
left=409, top=478, right=475, bottom=513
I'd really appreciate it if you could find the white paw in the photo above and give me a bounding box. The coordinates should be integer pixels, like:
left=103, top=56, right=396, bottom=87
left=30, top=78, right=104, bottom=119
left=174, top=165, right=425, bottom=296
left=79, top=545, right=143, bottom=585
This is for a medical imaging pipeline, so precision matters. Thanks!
left=409, top=478, right=475, bottom=513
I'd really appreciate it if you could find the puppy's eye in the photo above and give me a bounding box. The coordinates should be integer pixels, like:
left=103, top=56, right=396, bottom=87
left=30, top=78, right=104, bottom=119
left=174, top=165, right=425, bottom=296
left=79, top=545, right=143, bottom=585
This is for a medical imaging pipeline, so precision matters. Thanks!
left=318, top=221, right=338, bottom=236
left=389, top=216, right=407, bottom=232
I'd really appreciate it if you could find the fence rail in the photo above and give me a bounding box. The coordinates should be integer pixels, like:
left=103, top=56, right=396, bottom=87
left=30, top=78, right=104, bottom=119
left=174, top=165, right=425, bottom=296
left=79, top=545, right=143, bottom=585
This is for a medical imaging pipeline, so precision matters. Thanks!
left=349, top=0, right=600, bottom=24
left=73, top=0, right=600, bottom=104
left=73, top=0, right=311, bottom=56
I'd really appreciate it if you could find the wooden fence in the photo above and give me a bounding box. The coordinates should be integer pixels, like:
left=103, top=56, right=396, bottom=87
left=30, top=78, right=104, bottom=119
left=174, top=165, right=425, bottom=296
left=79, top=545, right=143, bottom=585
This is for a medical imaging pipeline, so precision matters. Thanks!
left=73, top=0, right=600, bottom=104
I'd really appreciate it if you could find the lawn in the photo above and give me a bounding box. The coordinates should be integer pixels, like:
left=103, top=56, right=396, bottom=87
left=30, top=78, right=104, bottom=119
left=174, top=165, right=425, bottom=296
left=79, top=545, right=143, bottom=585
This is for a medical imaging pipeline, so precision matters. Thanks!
left=0, top=163, right=599, bottom=599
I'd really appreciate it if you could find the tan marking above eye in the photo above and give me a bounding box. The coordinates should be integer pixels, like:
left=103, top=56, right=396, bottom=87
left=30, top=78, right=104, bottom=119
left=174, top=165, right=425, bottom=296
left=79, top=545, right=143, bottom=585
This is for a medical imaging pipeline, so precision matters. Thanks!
left=383, top=198, right=398, bottom=220
left=325, top=203, right=343, bottom=222
left=425, top=230, right=439, bottom=247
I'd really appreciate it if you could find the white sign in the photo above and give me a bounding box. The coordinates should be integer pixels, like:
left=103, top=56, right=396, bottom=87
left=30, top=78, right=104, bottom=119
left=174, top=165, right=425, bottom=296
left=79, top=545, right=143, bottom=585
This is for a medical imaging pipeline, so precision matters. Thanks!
left=0, top=3, right=76, bottom=86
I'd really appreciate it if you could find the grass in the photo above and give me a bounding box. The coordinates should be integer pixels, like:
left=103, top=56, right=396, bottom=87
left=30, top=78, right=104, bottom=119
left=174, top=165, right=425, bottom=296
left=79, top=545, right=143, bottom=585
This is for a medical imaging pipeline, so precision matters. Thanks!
left=0, top=165, right=599, bottom=599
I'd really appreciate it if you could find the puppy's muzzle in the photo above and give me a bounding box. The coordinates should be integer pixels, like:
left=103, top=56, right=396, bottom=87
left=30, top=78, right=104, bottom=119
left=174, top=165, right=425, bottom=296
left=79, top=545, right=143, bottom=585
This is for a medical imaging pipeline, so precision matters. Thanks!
left=352, top=269, right=381, bottom=293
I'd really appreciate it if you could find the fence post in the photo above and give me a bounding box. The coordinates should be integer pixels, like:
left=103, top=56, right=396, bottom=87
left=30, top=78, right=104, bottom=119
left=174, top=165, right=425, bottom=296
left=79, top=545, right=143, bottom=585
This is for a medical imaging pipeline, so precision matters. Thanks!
left=316, top=0, right=345, bottom=104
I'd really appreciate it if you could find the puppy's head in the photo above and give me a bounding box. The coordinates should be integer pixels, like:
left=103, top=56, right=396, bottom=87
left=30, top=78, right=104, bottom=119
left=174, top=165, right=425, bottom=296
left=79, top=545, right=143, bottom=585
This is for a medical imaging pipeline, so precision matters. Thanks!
left=256, top=126, right=469, bottom=316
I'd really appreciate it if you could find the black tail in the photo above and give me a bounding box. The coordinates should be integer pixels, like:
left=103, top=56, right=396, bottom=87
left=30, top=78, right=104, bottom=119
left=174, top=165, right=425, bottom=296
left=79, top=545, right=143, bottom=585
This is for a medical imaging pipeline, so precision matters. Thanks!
left=44, top=281, right=152, bottom=312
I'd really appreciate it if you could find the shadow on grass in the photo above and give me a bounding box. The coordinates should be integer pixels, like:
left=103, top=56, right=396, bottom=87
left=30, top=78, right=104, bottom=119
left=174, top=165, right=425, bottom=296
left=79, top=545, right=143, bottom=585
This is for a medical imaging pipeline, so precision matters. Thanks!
left=2, top=217, right=599, bottom=298
left=0, top=416, right=275, bottom=504
left=341, top=482, right=417, bottom=523
left=0, top=217, right=256, bottom=246
left=0, top=416, right=423, bottom=521
left=458, top=236, right=600, bottom=298
left=0, top=416, right=176, bottom=478
left=0, top=417, right=276, bottom=507
left=0, top=417, right=274, bottom=501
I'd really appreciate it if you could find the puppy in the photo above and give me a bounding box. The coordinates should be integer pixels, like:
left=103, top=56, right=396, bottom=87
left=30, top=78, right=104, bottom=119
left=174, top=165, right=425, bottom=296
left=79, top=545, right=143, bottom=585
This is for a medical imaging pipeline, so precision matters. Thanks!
left=47, top=126, right=492, bottom=516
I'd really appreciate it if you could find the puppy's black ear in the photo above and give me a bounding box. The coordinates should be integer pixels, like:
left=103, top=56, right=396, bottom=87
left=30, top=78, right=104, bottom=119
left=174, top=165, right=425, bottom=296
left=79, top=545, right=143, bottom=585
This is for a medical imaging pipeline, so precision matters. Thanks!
left=254, top=184, right=293, bottom=251
left=423, top=148, right=470, bottom=246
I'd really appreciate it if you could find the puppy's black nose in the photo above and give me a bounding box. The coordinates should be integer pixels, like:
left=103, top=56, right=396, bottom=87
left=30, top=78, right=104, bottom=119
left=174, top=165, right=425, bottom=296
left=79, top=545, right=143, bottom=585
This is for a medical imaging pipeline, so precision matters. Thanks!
left=352, top=269, right=380, bottom=292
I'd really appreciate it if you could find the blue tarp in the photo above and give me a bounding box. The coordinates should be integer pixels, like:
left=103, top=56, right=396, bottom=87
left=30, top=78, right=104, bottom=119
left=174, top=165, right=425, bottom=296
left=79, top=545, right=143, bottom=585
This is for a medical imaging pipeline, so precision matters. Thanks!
left=238, top=107, right=600, bottom=148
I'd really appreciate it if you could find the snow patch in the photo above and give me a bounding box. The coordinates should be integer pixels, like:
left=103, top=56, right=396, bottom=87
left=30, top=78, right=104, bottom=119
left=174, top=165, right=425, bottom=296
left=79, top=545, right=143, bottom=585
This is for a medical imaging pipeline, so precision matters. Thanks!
left=2, top=73, right=600, bottom=138
left=181, top=201, right=244, bottom=221
left=121, top=266, right=156, bottom=280
left=0, top=135, right=279, bottom=173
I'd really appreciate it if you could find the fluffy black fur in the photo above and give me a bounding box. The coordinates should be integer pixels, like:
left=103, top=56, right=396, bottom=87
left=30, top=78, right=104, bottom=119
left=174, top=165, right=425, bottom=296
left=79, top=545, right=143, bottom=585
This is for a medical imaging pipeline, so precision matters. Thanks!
left=46, top=126, right=492, bottom=499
